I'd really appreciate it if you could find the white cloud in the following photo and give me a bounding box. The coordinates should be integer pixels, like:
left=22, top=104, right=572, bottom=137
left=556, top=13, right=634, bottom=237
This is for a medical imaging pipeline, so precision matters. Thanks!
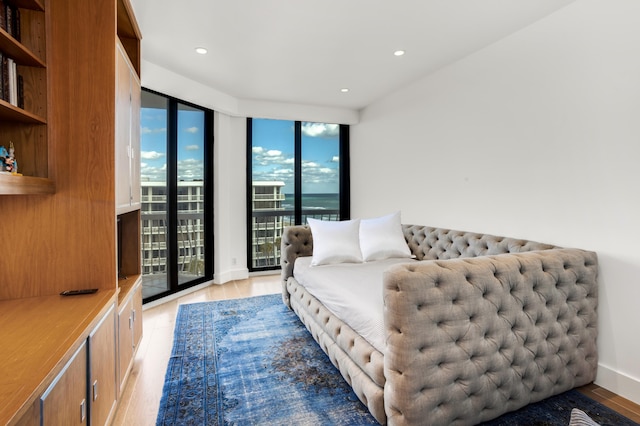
left=301, top=123, right=339, bottom=138
left=141, top=151, right=165, bottom=160
left=185, top=126, right=199, bottom=134
left=253, top=146, right=292, bottom=167
left=185, top=145, right=199, bottom=151
left=140, top=164, right=167, bottom=182
left=161, top=158, right=202, bottom=181
left=141, top=127, right=166, bottom=135
left=332, top=156, right=339, bottom=163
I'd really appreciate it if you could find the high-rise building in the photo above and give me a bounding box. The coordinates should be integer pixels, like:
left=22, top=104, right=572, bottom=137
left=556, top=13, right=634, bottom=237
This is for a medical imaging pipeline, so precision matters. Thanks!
left=140, top=181, right=205, bottom=280
left=251, top=181, right=286, bottom=268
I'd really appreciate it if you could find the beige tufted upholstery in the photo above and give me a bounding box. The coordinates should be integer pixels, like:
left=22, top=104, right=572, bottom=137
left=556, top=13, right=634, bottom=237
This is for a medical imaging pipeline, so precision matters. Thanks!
left=280, top=225, right=598, bottom=426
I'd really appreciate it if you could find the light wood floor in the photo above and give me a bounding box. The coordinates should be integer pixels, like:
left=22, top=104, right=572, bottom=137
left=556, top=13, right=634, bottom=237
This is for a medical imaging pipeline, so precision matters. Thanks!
left=111, top=274, right=640, bottom=425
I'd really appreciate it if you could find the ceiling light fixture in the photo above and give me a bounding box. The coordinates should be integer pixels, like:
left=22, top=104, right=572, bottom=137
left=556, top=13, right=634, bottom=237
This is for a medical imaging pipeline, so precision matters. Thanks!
left=195, top=47, right=208, bottom=55
left=394, top=50, right=405, bottom=56
left=340, top=88, right=349, bottom=93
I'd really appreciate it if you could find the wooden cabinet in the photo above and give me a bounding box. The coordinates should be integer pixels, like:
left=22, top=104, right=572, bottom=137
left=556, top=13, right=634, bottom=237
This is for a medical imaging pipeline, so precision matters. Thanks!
left=116, top=39, right=141, bottom=215
left=0, top=293, right=118, bottom=425
left=89, top=304, right=118, bottom=426
left=118, top=277, right=143, bottom=395
left=0, top=0, right=53, bottom=195
left=41, top=343, right=88, bottom=425
left=39, top=302, right=117, bottom=426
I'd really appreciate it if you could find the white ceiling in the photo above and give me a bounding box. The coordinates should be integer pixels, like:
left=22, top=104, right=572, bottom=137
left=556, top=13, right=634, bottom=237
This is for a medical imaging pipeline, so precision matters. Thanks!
left=129, top=0, right=575, bottom=111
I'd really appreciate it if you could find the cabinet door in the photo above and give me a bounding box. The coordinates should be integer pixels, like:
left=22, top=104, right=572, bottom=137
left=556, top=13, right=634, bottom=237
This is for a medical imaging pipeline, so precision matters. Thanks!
left=118, top=280, right=143, bottom=394
left=89, top=303, right=117, bottom=426
left=118, top=296, right=134, bottom=392
left=115, top=43, right=133, bottom=213
left=129, top=70, right=141, bottom=210
left=132, top=280, right=143, bottom=349
left=115, top=41, right=141, bottom=214
left=41, top=342, right=88, bottom=426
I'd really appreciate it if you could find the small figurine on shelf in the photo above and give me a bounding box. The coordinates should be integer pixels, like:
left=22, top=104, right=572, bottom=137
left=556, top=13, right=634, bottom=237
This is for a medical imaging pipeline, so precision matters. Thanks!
left=0, top=142, right=18, bottom=174
left=0, top=146, right=8, bottom=173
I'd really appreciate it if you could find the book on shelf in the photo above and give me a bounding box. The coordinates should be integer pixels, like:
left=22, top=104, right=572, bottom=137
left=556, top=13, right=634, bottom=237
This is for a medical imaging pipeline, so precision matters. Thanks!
left=17, top=73, right=22, bottom=108
left=0, top=52, right=8, bottom=102
left=0, top=54, right=22, bottom=107
left=0, top=52, right=4, bottom=101
left=1, top=0, right=20, bottom=42
left=4, top=0, right=11, bottom=37
left=13, top=5, right=19, bottom=41
left=7, top=57, right=16, bottom=105
left=0, top=0, right=5, bottom=33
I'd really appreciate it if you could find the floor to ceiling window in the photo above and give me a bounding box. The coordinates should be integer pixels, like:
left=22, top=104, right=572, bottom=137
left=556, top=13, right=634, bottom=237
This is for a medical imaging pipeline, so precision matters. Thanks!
left=140, top=89, right=214, bottom=302
left=247, top=118, right=349, bottom=271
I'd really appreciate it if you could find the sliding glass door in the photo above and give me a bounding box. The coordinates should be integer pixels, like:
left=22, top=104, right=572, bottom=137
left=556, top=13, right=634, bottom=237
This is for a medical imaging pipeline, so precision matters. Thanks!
left=140, top=89, right=213, bottom=302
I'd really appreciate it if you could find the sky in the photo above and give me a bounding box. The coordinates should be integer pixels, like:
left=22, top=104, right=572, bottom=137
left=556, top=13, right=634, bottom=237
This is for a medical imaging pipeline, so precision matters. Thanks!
left=139, top=107, right=340, bottom=194
left=140, top=105, right=204, bottom=182
left=252, top=119, right=340, bottom=194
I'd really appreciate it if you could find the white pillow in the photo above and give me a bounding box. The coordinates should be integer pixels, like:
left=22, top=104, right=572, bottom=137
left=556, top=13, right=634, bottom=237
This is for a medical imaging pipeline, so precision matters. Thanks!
left=308, top=218, right=363, bottom=266
left=359, top=211, right=412, bottom=262
left=569, top=409, right=600, bottom=426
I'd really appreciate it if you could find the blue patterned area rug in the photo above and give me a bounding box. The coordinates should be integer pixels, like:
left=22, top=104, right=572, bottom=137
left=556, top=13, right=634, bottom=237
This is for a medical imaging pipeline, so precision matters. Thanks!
left=157, top=294, right=637, bottom=426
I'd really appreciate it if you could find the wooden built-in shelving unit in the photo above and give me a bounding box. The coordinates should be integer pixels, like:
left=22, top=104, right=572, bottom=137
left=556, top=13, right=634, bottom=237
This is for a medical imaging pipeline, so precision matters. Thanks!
left=0, top=0, right=49, bottom=194
left=0, top=0, right=143, bottom=423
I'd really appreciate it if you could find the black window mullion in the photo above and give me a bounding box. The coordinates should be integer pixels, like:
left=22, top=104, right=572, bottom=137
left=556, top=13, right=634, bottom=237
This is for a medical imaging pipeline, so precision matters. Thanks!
left=339, top=124, right=350, bottom=221
left=294, top=121, right=302, bottom=225
left=167, top=101, right=179, bottom=288
left=204, top=109, right=214, bottom=278
left=246, top=118, right=254, bottom=267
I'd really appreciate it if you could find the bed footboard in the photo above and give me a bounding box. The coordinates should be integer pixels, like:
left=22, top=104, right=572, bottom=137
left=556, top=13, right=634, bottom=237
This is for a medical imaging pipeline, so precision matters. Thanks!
left=382, top=249, right=598, bottom=426
left=281, top=225, right=313, bottom=307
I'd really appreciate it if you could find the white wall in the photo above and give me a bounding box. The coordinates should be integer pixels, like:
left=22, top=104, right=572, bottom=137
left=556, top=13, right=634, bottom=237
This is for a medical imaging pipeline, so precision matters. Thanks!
left=352, top=0, right=640, bottom=404
left=212, top=113, right=249, bottom=283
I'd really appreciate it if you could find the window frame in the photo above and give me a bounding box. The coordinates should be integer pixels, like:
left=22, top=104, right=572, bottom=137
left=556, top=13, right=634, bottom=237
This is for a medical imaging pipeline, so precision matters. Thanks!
left=246, top=118, right=350, bottom=272
left=141, top=88, right=215, bottom=304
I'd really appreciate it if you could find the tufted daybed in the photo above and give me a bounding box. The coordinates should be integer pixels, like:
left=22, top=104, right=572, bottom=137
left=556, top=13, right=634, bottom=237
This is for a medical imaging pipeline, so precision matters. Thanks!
left=280, top=224, right=598, bottom=426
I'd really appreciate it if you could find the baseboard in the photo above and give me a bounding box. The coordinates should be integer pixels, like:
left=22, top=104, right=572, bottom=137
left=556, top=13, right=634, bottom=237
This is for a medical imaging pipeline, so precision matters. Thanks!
left=214, top=267, right=249, bottom=284
left=596, top=363, right=640, bottom=405
left=143, top=280, right=215, bottom=310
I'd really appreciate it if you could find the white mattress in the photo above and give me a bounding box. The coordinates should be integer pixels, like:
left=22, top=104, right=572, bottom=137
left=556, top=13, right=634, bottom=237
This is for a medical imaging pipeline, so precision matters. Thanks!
left=293, top=256, right=417, bottom=353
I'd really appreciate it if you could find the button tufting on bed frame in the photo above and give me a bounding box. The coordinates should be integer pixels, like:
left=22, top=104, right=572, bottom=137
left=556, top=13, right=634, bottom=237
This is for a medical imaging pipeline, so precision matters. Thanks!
left=280, top=224, right=598, bottom=426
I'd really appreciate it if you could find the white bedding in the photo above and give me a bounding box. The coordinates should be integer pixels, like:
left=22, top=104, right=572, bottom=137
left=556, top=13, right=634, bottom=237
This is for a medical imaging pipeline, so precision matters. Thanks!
left=293, top=256, right=417, bottom=353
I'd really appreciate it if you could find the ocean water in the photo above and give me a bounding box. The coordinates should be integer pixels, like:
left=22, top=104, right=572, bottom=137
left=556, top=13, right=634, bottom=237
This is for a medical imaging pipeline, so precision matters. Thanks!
left=283, top=193, right=340, bottom=211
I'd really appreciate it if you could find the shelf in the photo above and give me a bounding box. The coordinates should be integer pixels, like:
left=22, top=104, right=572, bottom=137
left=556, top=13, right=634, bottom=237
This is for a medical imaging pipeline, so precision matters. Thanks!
left=117, top=0, right=141, bottom=76
left=0, top=28, right=46, bottom=68
left=0, top=99, right=46, bottom=123
left=10, top=0, right=44, bottom=11
left=0, top=173, right=54, bottom=194
left=118, top=274, right=142, bottom=305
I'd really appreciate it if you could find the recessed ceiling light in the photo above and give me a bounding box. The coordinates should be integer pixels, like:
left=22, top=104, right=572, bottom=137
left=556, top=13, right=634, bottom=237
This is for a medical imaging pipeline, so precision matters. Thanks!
left=340, top=88, right=349, bottom=93
left=195, top=47, right=208, bottom=55
left=394, top=50, right=405, bottom=56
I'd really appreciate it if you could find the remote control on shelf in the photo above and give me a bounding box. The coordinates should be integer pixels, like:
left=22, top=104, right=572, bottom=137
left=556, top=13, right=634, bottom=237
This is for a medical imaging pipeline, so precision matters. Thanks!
left=60, top=288, right=99, bottom=296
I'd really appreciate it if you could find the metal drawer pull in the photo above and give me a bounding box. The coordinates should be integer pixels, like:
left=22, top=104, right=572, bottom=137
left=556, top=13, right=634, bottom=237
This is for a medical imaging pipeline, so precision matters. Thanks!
left=93, top=380, right=99, bottom=401
left=80, top=399, right=86, bottom=422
